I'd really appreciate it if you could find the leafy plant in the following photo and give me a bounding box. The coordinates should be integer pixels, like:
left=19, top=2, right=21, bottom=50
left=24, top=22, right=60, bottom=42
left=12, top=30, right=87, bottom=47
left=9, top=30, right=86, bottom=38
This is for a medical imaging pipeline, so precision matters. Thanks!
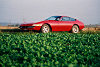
left=0, top=32, right=100, bottom=67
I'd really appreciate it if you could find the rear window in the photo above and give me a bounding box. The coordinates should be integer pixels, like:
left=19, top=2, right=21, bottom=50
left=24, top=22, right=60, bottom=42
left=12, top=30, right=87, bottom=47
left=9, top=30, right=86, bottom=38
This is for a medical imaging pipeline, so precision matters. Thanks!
left=70, top=18, right=76, bottom=21
left=61, top=17, right=70, bottom=21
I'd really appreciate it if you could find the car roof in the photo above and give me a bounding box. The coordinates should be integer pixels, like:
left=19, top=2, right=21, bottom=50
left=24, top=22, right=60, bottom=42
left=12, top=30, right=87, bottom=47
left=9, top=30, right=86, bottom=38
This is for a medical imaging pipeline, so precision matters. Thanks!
left=52, top=16, right=69, bottom=17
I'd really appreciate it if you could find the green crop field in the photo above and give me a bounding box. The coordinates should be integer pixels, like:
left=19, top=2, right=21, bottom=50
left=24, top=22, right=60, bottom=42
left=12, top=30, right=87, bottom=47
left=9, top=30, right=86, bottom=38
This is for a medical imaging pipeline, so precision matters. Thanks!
left=0, top=31, right=100, bottom=67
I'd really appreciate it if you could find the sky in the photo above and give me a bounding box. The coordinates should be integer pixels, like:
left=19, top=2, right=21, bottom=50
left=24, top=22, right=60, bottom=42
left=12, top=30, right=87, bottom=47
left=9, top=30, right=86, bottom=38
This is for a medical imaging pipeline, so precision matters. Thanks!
left=0, top=0, right=100, bottom=25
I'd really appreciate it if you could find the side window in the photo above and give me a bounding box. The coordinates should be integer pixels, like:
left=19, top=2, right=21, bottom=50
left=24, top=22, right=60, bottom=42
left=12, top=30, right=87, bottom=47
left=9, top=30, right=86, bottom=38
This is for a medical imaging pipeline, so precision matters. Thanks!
left=61, top=17, right=70, bottom=21
left=70, top=18, right=76, bottom=21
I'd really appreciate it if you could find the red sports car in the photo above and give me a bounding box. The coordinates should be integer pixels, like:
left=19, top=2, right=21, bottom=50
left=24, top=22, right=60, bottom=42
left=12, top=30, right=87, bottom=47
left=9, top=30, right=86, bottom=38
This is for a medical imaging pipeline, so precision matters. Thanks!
left=19, top=16, right=84, bottom=33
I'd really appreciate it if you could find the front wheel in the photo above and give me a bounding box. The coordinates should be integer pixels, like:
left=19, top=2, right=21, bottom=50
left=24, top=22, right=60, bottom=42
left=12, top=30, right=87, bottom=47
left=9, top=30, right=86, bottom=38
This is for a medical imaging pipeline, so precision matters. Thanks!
left=71, top=25, right=79, bottom=33
left=41, top=24, right=51, bottom=33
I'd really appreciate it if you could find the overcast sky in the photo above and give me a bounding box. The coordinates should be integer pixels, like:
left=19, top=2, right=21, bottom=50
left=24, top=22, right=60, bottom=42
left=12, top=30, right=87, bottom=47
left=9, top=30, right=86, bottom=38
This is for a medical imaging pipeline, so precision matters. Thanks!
left=0, top=0, right=100, bottom=24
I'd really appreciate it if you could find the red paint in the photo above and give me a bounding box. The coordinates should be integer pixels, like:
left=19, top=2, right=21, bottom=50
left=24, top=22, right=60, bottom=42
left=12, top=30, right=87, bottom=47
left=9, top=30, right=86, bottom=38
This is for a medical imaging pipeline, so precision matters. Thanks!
left=19, top=16, right=84, bottom=32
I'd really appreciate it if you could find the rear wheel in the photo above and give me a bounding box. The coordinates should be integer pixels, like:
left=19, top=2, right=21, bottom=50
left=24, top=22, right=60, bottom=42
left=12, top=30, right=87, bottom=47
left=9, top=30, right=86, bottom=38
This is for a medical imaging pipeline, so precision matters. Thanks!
left=41, top=24, right=51, bottom=33
left=71, top=25, right=79, bottom=33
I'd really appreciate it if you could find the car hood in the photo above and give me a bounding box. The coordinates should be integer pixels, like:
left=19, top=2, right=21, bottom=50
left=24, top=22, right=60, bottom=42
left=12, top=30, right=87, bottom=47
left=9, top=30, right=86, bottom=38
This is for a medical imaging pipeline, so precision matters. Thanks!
left=20, top=20, right=55, bottom=26
left=20, top=21, right=45, bottom=26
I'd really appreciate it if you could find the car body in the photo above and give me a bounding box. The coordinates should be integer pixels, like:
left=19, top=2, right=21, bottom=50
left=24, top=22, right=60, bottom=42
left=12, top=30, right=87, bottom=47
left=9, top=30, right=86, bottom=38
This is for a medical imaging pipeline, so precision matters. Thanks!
left=19, top=16, right=84, bottom=33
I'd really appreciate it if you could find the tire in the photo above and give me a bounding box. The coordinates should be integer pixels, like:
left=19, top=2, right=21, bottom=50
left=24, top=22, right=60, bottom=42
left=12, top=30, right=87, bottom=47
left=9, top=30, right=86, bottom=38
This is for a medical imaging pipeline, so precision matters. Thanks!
left=41, top=24, right=51, bottom=33
left=71, top=25, right=79, bottom=33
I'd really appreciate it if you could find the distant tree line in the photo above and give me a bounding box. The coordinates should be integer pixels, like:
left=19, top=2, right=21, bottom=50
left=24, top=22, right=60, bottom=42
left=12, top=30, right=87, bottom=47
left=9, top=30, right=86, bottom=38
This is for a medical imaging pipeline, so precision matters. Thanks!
left=8, top=24, right=20, bottom=27
left=85, top=24, right=100, bottom=28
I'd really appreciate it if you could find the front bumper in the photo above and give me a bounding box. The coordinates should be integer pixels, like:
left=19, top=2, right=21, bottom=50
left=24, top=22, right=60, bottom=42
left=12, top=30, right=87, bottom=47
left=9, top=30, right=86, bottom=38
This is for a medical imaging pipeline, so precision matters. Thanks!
left=19, top=26, right=35, bottom=29
left=19, top=26, right=41, bottom=31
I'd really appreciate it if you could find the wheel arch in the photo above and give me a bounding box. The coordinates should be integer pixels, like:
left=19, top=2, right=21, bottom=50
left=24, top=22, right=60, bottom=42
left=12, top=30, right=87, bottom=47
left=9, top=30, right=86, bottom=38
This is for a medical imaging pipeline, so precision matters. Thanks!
left=41, top=23, right=52, bottom=31
left=69, top=24, right=80, bottom=33
left=73, top=24, right=80, bottom=30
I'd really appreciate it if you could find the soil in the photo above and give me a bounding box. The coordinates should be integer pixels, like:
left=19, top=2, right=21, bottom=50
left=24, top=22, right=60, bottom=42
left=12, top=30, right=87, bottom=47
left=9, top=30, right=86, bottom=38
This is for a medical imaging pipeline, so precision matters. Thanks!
left=0, top=26, right=18, bottom=29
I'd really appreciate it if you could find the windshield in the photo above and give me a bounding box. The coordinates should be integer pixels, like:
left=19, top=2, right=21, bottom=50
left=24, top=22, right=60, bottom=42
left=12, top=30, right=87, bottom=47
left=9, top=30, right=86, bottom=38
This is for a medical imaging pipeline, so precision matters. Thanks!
left=45, top=16, right=61, bottom=21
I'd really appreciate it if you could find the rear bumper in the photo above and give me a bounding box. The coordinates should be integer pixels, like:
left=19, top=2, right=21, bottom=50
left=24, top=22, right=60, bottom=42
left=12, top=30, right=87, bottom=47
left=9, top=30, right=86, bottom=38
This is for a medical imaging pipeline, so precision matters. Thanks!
left=19, top=26, right=41, bottom=31
left=79, top=25, right=85, bottom=30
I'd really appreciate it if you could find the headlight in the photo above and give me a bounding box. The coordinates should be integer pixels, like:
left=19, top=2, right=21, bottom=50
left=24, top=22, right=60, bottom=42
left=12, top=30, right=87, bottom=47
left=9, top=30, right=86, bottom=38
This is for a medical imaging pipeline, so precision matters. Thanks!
left=32, top=24, right=42, bottom=26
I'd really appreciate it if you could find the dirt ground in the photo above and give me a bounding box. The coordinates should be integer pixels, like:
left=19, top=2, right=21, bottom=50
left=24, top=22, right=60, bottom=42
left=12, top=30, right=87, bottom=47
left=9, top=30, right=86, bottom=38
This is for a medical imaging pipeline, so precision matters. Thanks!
left=0, top=26, right=100, bottom=32
left=0, top=26, right=18, bottom=29
left=82, top=27, right=100, bottom=32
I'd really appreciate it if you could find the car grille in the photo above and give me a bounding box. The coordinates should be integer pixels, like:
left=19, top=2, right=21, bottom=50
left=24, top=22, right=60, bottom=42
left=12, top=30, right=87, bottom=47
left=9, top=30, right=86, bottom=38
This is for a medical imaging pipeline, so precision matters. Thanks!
left=19, top=26, right=35, bottom=28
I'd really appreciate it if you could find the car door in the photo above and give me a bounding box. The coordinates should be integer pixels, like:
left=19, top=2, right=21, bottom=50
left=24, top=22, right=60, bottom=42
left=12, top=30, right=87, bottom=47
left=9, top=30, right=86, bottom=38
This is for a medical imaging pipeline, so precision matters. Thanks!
left=57, top=17, right=72, bottom=31
left=49, top=20, right=60, bottom=31
left=49, top=16, right=62, bottom=31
